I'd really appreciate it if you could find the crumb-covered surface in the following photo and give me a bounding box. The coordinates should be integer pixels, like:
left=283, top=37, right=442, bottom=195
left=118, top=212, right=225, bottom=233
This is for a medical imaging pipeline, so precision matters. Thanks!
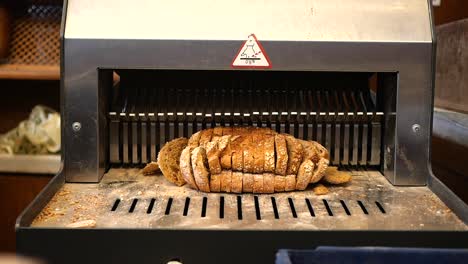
left=31, top=168, right=467, bottom=230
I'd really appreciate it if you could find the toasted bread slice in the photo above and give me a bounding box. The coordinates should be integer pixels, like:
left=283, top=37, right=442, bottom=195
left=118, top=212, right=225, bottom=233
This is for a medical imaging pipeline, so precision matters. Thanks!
left=210, top=173, right=221, bottom=192
left=253, top=174, right=264, bottom=193
left=263, top=135, right=276, bottom=173
left=274, top=176, right=286, bottom=192
left=242, top=173, right=254, bottom=193
left=263, top=173, right=275, bottom=193
left=188, top=131, right=201, bottom=148
left=220, top=170, right=232, bottom=193
left=285, top=135, right=304, bottom=175
left=310, top=158, right=329, bottom=183
left=274, top=134, right=288, bottom=176
left=285, top=175, right=296, bottom=191
left=180, top=146, right=198, bottom=190
left=191, top=146, right=210, bottom=192
left=295, top=160, right=315, bottom=190
left=157, top=137, right=188, bottom=186
left=231, top=171, right=243, bottom=193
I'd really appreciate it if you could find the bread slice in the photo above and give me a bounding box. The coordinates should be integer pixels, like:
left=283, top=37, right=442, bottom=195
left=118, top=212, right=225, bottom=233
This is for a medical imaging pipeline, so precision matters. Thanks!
left=157, top=137, right=188, bottom=186
left=220, top=170, right=232, bottom=193
left=242, top=173, right=254, bottom=193
left=285, top=135, right=304, bottom=175
left=263, top=135, right=275, bottom=173
left=191, top=146, right=210, bottom=192
left=310, top=158, right=329, bottom=183
left=263, top=173, right=275, bottom=193
left=298, top=139, right=320, bottom=163
left=253, top=174, right=264, bottom=193
left=242, top=134, right=255, bottom=173
left=206, top=141, right=222, bottom=174
left=252, top=133, right=265, bottom=173
left=180, top=146, right=198, bottom=190
left=231, top=135, right=246, bottom=171
left=199, top=128, right=213, bottom=147
left=231, top=171, right=243, bottom=193
left=188, top=131, right=201, bottom=147
left=210, top=173, right=221, bottom=192
left=285, top=175, right=296, bottom=191
left=311, top=141, right=330, bottom=160
left=274, top=134, right=288, bottom=176
left=274, top=176, right=286, bottom=192
left=295, top=160, right=315, bottom=190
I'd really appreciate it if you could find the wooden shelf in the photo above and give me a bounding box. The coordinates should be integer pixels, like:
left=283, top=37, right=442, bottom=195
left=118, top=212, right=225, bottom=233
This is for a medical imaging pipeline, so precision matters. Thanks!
left=0, top=2, right=62, bottom=80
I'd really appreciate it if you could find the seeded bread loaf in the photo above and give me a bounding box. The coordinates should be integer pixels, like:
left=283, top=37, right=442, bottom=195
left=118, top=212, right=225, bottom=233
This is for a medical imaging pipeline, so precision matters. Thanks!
left=155, top=126, right=339, bottom=194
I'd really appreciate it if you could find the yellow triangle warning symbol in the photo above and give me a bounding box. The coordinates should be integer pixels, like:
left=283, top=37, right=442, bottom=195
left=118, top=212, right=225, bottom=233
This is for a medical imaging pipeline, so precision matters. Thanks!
left=231, top=34, right=271, bottom=69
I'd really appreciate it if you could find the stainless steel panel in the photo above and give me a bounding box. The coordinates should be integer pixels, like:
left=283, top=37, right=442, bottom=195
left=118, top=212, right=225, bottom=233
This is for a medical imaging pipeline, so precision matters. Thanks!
left=63, top=36, right=433, bottom=184
left=65, top=0, right=431, bottom=43
left=31, top=168, right=467, bottom=230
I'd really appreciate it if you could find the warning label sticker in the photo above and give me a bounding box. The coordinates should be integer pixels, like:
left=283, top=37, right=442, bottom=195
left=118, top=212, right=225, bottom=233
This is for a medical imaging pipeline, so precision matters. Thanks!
left=231, top=34, right=271, bottom=69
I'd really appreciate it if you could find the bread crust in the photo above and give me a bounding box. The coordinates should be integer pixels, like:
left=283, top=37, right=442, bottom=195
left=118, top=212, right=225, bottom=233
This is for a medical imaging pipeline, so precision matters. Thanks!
left=220, top=170, right=232, bottom=193
left=231, top=171, right=243, bottom=193
left=263, top=173, right=275, bottom=193
left=210, top=173, right=221, bottom=192
left=199, top=128, right=213, bottom=147
left=285, top=175, right=296, bottom=191
left=253, top=174, right=264, bottom=193
left=274, top=176, right=286, bottom=192
left=180, top=146, right=198, bottom=190
left=191, top=146, right=210, bottom=192
left=188, top=131, right=201, bottom=147
left=242, top=173, right=254, bottom=193
left=274, top=134, right=288, bottom=176
left=213, top=127, right=223, bottom=136
left=295, top=160, right=315, bottom=190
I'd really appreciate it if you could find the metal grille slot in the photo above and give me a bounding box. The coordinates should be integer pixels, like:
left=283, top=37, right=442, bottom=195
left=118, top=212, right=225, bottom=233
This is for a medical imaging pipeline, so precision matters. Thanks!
left=108, top=71, right=384, bottom=167
left=110, top=196, right=387, bottom=220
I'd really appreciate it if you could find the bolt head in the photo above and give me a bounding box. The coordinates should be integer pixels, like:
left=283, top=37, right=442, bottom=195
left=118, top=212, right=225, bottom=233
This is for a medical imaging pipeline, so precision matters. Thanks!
left=412, top=124, right=421, bottom=133
left=72, top=122, right=81, bottom=132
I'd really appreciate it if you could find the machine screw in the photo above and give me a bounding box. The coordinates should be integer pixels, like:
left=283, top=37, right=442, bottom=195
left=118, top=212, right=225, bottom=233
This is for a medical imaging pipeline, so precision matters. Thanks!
left=412, top=124, right=421, bottom=134
left=72, top=122, right=82, bottom=132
